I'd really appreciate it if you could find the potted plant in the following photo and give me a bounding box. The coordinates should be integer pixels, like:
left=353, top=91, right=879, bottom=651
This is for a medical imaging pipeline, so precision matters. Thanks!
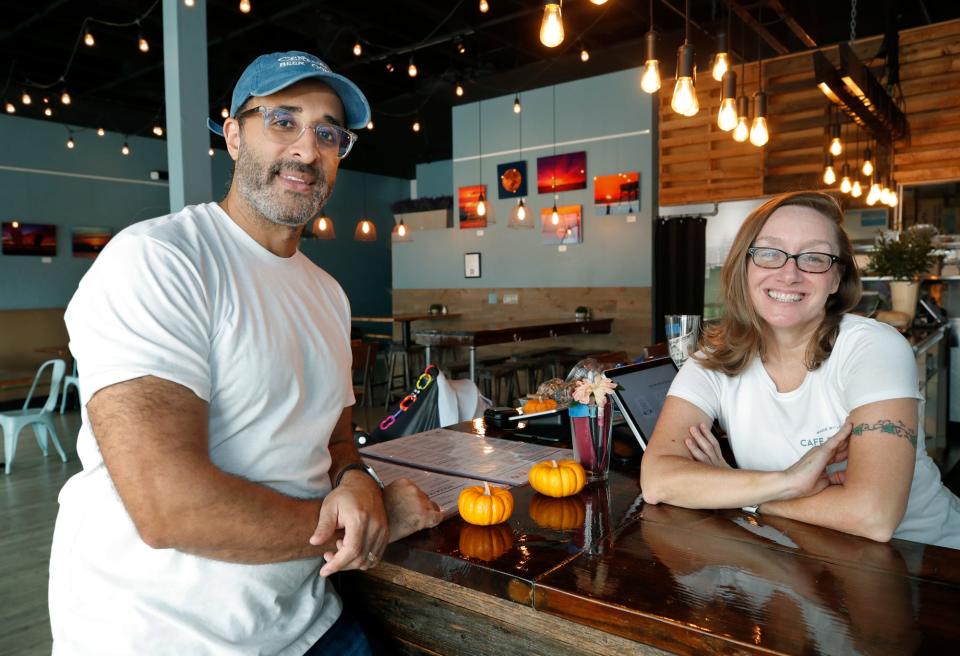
left=866, top=226, right=936, bottom=319
left=390, top=196, right=454, bottom=231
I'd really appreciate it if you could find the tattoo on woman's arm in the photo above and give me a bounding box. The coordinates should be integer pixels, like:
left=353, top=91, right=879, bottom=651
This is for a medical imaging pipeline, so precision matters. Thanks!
left=851, top=420, right=918, bottom=447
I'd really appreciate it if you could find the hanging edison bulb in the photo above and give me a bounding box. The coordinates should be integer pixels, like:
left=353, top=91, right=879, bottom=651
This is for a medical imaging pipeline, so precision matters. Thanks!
left=580, top=46, right=590, bottom=62
left=550, top=202, right=560, bottom=225
left=711, top=33, right=730, bottom=82
left=138, top=33, right=150, bottom=53
left=366, top=120, right=374, bottom=130
left=829, top=123, right=842, bottom=157
left=717, top=71, right=737, bottom=132
left=239, top=0, right=252, bottom=14
left=479, top=0, right=490, bottom=12
left=121, top=142, right=131, bottom=156
left=749, top=91, right=769, bottom=147
left=407, top=58, right=418, bottom=77
left=888, top=188, right=898, bottom=207
left=851, top=179, right=862, bottom=198
left=152, top=124, right=164, bottom=137
left=354, top=218, right=377, bottom=242
left=97, top=127, right=105, bottom=136
left=185, top=0, right=196, bottom=6
left=208, top=147, right=215, bottom=156
left=455, top=83, right=464, bottom=97
left=671, top=44, right=698, bottom=116
left=840, top=164, right=852, bottom=194
left=513, top=95, right=522, bottom=114
left=21, top=90, right=31, bottom=105
left=60, top=90, right=71, bottom=105
left=861, top=147, right=874, bottom=176
left=412, top=120, right=421, bottom=132
left=314, top=215, right=335, bottom=239
left=866, top=178, right=882, bottom=205
left=589, top=0, right=608, bottom=4
left=66, top=135, right=75, bottom=150
left=84, top=29, right=95, bottom=47
left=43, top=106, right=53, bottom=117
left=221, top=107, right=230, bottom=119
left=4, top=101, right=14, bottom=114
left=732, top=96, right=750, bottom=143
left=353, top=41, right=362, bottom=57
left=476, top=190, right=487, bottom=217
left=880, top=184, right=891, bottom=205
left=640, top=32, right=661, bottom=94
left=823, top=155, right=836, bottom=185
left=540, top=3, right=564, bottom=48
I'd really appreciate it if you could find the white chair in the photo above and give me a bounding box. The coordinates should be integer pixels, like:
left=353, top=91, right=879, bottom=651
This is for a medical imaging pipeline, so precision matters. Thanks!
left=1, top=359, right=68, bottom=475
left=59, top=358, right=79, bottom=414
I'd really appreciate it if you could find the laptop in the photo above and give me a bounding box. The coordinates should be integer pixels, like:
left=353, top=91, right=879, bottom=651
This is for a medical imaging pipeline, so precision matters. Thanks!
left=604, top=356, right=679, bottom=451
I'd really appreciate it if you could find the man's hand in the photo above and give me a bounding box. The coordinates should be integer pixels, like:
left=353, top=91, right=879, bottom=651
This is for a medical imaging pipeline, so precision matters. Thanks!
left=685, top=423, right=731, bottom=468
left=310, top=471, right=388, bottom=577
left=384, top=478, right=443, bottom=543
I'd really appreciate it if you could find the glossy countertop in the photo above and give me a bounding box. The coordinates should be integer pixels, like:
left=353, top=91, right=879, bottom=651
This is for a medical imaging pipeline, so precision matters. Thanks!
left=378, top=420, right=960, bottom=655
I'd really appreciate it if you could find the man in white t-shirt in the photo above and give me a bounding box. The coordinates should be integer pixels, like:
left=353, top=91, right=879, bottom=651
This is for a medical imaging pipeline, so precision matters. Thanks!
left=49, top=51, right=442, bottom=655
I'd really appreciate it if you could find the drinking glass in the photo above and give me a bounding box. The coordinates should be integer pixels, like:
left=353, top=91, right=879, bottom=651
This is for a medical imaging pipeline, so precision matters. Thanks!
left=664, top=314, right=700, bottom=368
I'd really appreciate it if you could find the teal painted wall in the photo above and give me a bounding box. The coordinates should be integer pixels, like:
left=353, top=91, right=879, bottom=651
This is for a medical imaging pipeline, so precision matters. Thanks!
left=0, top=114, right=406, bottom=317
left=415, top=160, right=453, bottom=199
left=397, top=67, right=657, bottom=289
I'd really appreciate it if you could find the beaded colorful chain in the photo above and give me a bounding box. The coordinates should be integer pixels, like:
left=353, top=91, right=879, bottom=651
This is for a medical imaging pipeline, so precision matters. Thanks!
left=378, top=365, right=436, bottom=430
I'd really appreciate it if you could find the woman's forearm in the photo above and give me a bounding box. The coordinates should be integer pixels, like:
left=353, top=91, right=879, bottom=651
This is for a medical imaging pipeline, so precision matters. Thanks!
left=760, top=484, right=901, bottom=542
left=641, top=455, right=796, bottom=509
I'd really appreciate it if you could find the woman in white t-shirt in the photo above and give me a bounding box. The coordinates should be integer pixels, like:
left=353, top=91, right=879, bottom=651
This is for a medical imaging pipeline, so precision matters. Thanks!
left=640, top=191, right=960, bottom=548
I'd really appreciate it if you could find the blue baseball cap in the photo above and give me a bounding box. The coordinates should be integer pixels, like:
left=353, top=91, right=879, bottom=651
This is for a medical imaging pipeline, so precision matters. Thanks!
left=207, top=51, right=371, bottom=135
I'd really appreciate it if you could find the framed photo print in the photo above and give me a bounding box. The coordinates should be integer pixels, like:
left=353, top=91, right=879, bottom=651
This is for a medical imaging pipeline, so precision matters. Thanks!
left=464, top=252, right=481, bottom=278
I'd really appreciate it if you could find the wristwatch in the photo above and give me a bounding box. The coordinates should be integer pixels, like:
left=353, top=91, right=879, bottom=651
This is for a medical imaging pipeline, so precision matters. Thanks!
left=742, top=504, right=760, bottom=515
left=334, top=462, right=385, bottom=491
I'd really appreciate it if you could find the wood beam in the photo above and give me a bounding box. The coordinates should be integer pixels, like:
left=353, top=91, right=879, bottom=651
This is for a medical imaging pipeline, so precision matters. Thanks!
left=765, top=0, right=817, bottom=48
left=728, top=0, right=789, bottom=55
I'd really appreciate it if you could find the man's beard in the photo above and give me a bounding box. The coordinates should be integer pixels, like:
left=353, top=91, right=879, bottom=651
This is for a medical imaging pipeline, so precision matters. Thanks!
left=234, top=145, right=331, bottom=227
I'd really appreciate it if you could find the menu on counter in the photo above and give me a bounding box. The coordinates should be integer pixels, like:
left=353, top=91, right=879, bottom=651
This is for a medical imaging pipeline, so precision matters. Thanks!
left=360, top=427, right=572, bottom=486
left=362, top=458, right=489, bottom=518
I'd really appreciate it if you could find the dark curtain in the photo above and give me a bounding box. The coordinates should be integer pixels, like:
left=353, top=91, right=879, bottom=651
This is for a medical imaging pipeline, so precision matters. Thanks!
left=653, top=216, right=707, bottom=343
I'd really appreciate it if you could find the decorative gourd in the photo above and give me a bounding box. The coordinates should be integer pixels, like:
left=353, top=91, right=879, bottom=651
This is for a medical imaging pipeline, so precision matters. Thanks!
left=458, top=523, right=514, bottom=561
left=522, top=397, right=558, bottom=414
left=458, top=481, right=514, bottom=525
left=529, top=494, right=586, bottom=531
left=528, top=459, right=586, bottom=498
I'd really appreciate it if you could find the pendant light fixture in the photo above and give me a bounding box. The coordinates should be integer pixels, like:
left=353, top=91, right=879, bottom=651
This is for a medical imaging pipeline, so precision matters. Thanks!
left=829, top=116, right=843, bottom=156
left=861, top=143, right=874, bottom=177
left=480, top=0, right=490, bottom=12
left=749, top=20, right=769, bottom=148
left=640, top=1, right=661, bottom=94
left=4, top=101, right=14, bottom=114
left=851, top=130, right=862, bottom=198
left=392, top=218, right=413, bottom=242
left=355, top=176, right=377, bottom=242
left=313, top=214, right=336, bottom=240
left=84, top=27, right=95, bottom=47
left=671, top=0, right=698, bottom=117
left=510, top=93, right=531, bottom=229
left=353, top=40, right=362, bottom=57
left=839, top=122, right=852, bottom=193
left=20, top=90, right=32, bottom=105
left=866, top=174, right=881, bottom=205
left=823, top=154, right=836, bottom=185
left=476, top=101, right=486, bottom=218
left=712, top=4, right=731, bottom=82
left=540, top=3, right=564, bottom=48
left=732, top=23, right=749, bottom=143
left=407, top=57, right=418, bottom=77
left=580, top=44, right=590, bottom=62
left=717, top=70, right=738, bottom=131
left=513, top=94, right=522, bottom=114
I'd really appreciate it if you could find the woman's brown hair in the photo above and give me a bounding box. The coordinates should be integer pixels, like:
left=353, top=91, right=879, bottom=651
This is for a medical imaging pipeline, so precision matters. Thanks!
left=696, top=191, right=861, bottom=375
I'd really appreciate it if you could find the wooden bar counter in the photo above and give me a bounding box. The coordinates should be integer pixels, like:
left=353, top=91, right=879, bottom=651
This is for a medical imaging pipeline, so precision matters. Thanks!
left=342, top=420, right=960, bottom=655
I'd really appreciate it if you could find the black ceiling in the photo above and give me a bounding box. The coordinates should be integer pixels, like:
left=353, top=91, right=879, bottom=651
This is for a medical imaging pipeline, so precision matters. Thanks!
left=1, top=0, right=957, bottom=179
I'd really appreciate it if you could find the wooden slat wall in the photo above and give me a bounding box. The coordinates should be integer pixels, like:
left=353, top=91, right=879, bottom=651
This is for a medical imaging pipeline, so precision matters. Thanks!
left=392, top=287, right=652, bottom=358
left=659, top=19, right=960, bottom=205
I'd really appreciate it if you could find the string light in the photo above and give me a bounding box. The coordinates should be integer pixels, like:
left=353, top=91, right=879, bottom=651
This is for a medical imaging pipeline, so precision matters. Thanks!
left=83, top=29, right=95, bottom=47
left=5, top=101, right=15, bottom=114
left=580, top=45, right=590, bottom=62
left=21, top=91, right=31, bottom=105
left=540, top=3, right=564, bottom=48
left=513, top=95, right=522, bottom=114
left=455, top=83, right=464, bottom=97
left=407, top=58, right=418, bottom=77
left=239, top=0, right=252, bottom=13
left=479, top=0, right=489, bottom=12
left=221, top=107, right=230, bottom=119
left=60, top=90, right=71, bottom=105
left=353, top=41, right=362, bottom=57
left=121, top=142, right=131, bottom=156
left=97, top=127, right=105, bottom=136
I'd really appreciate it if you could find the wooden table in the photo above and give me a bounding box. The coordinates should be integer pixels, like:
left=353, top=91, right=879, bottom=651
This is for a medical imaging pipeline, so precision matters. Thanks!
left=352, top=313, right=461, bottom=348
left=413, top=318, right=614, bottom=382
left=344, top=419, right=960, bottom=655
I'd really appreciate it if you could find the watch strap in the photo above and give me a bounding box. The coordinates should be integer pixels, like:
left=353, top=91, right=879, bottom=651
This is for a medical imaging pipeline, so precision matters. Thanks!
left=334, top=462, right=384, bottom=490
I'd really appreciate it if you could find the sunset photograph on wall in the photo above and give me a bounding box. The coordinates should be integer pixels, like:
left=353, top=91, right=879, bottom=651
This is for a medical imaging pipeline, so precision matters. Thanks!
left=537, top=152, right=587, bottom=193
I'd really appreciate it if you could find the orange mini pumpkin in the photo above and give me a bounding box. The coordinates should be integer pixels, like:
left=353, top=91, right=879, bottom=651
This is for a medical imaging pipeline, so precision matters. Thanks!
left=528, top=459, right=586, bottom=498
left=458, top=481, right=514, bottom=525
left=522, top=397, right=558, bottom=414
left=458, top=523, right=514, bottom=561
left=529, top=494, right=586, bottom=531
